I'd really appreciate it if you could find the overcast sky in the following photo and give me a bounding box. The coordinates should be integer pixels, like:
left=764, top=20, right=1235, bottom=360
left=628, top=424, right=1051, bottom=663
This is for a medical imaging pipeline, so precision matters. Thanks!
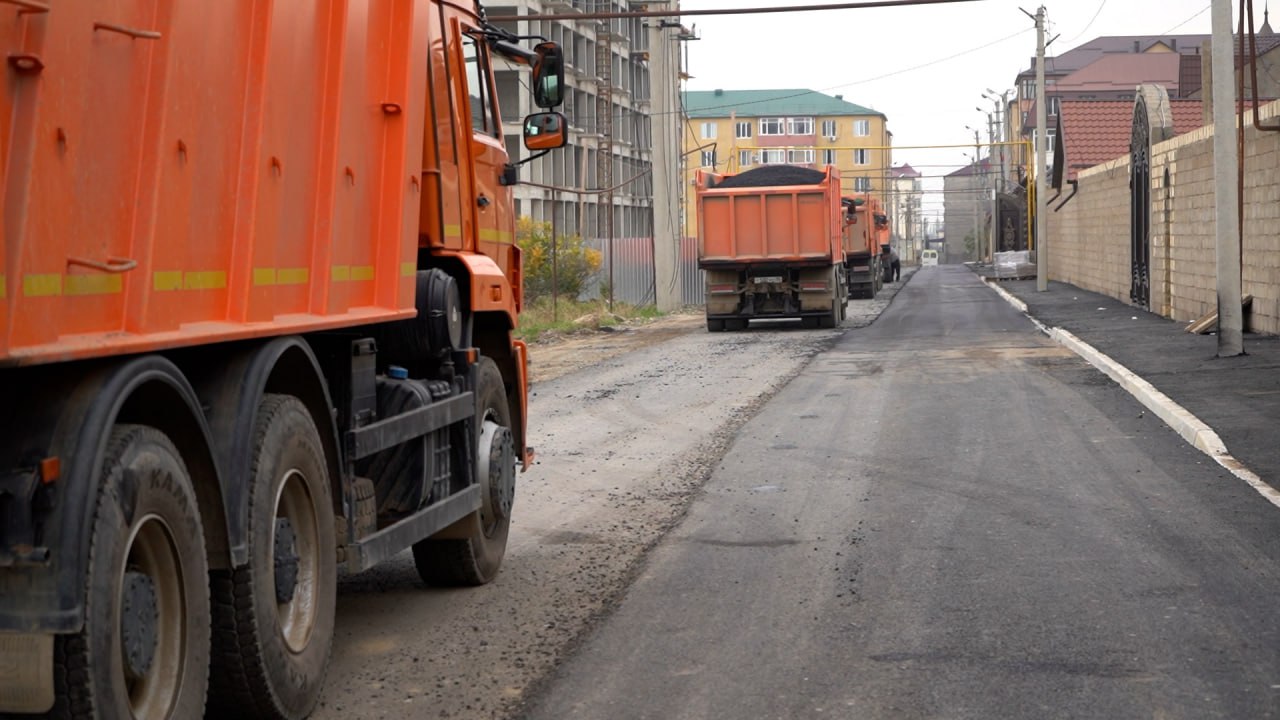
left=679, top=0, right=1227, bottom=224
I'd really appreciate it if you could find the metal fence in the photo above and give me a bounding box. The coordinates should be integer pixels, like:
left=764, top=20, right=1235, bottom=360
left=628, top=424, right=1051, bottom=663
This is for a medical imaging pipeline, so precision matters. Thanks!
left=571, top=236, right=704, bottom=308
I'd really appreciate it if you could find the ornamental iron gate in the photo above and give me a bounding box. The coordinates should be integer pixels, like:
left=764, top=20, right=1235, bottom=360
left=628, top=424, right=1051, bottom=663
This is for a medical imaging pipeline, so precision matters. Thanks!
left=1130, top=95, right=1152, bottom=309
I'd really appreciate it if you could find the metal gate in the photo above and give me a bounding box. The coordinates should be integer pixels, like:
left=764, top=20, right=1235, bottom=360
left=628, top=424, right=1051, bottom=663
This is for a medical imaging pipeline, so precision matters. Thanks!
left=1130, top=95, right=1152, bottom=309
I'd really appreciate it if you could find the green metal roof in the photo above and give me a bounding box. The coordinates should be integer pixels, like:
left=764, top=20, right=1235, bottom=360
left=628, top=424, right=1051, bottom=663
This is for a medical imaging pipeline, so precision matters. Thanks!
left=682, top=89, right=884, bottom=119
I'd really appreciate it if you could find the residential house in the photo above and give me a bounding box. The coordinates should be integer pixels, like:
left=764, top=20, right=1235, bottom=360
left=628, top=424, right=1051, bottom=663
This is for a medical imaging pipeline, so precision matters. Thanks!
left=888, top=164, right=923, bottom=262
left=942, top=160, right=992, bottom=264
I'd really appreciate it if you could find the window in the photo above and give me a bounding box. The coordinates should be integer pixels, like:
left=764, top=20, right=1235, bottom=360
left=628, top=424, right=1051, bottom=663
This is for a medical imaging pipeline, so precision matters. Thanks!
left=700, top=149, right=716, bottom=167
left=462, top=35, right=497, bottom=136
left=853, top=149, right=869, bottom=165
left=788, top=149, right=814, bottom=165
left=1045, top=128, right=1057, bottom=151
left=822, top=149, right=837, bottom=166
left=788, top=116, right=814, bottom=135
left=1021, top=78, right=1035, bottom=100
left=738, top=150, right=753, bottom=168
left=759, top=117, right=785, bottom=135
left=1047, top=96, right=1060, bottom=116
left=821, top=120, right=837, bottom=138
left=853, top=119, right=870, bottom=136
left=760, top=149, right=786, bottom=164
left=854, top=177, right=871, bottom=192
left=736, top=121, right=753, bottom=139
left=700, top=122, right=717, bottom=139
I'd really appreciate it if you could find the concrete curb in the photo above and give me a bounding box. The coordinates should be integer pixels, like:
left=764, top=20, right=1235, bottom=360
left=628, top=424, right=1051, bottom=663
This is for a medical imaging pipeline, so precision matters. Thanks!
left=983, top=279, right=1280, bottom=509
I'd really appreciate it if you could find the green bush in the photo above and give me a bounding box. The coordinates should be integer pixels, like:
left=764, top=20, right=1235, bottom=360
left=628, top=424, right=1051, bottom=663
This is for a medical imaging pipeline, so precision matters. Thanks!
left=518, top=216, right=602, bottom=301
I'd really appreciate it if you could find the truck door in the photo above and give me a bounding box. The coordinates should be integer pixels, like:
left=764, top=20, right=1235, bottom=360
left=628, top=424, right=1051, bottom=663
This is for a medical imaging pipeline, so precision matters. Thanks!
left=459, top=28, right=513, bottom=279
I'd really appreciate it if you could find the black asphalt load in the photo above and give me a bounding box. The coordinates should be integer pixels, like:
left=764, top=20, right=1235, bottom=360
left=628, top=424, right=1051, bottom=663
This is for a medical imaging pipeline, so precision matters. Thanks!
left=989, top=276, right=1280, bottom=485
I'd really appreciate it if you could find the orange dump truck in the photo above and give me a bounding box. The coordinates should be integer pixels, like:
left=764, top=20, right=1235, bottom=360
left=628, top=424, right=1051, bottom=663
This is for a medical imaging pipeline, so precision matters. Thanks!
left=841, top=194, right=891, bottom=298
left=697, top=166, right=848, bottom=330
left=0, top=3, right=566, bottom=717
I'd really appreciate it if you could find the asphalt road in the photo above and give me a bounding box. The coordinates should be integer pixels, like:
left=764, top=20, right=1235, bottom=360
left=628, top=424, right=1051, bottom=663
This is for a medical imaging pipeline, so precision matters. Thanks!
left=521, top=265, right=1280, bottom=720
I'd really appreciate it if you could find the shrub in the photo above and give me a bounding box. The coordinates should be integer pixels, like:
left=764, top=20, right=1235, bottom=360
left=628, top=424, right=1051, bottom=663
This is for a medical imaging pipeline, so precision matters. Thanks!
left=518, top=216, right=602, bottom=301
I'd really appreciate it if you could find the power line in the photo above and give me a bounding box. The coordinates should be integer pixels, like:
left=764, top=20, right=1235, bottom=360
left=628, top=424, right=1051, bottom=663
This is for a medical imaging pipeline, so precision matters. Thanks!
left=1160, top=3, right=1211, bottom=35
left=1061, top=0, right=1107, bottom=46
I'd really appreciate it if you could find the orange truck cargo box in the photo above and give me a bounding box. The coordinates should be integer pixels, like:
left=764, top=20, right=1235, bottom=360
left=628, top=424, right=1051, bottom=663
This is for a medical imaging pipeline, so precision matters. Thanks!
left=2, top=2, right=447, bottom=365
left=696, top=166, right=844, bottom=267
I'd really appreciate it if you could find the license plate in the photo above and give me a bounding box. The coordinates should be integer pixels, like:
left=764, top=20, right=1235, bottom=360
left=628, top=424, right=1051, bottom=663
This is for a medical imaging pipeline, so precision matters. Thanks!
left=753, top=276, right=783, bottom=284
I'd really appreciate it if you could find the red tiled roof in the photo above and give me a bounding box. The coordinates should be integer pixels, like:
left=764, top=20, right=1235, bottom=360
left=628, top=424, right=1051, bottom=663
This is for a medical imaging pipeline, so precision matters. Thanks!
left=1055, top=99, right=1204, bottom=183
left=890, top=163, right=922, bottom=178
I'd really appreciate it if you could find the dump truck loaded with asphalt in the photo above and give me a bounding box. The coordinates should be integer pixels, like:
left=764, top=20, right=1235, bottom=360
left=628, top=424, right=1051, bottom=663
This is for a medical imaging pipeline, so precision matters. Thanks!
left=697, top=166, right=849, bottom=330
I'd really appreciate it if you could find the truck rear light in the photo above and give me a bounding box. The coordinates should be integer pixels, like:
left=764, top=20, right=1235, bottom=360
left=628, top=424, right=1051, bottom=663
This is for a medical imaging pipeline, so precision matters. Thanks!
left=708, top=284, right=736, bottom=294
left=800, top=282, right=827, bottom=291
left=39, top=457, right=59, bottom=485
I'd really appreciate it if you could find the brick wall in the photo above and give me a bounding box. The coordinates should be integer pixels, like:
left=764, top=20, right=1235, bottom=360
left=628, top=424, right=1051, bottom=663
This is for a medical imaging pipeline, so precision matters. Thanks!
left=1046, top=100, right=1280, bottom=335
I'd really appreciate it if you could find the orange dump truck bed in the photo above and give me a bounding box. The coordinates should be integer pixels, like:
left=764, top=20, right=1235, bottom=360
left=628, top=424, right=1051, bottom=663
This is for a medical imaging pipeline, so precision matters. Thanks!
left=696, top=166, right=844, bottom=266
left=1, top=3, right=443, bottom=365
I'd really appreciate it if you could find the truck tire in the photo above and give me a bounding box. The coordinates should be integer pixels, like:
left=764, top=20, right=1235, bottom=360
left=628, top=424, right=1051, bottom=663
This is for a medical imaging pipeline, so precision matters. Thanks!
left=706, top=318, right=724, bottom=332
left=819, top=301, right=840, bottom=328
left=412, top=357, right=513, bottom=586
left=208, top=395, right=336, bottom=720
left=725, top=318, right=747, bottom=331
left=48, top=425, right=210, bottom=720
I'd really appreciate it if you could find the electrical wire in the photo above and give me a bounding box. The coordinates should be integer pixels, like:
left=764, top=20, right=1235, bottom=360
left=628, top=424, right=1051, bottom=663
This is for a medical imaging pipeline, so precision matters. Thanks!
left=1061, top=0, right=1107, bottom=47
left=1160, top=3, right=1211, bottom=35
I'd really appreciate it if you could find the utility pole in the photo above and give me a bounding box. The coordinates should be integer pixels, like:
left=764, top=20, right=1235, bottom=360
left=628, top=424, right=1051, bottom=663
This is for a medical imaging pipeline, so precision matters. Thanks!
left=650, top=11, right=680, bottom=311
left=966, top=127, right=981, bottom=262
left=1030, top=5, right=1048, bottom=291
left=979, top=108, right=998, bottom=259
left=1211, top=0, right=1244, bottom=355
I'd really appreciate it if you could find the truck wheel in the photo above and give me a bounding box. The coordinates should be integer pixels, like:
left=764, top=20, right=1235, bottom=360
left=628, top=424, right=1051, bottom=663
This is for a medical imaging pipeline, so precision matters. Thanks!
left=208, top=395, right=335, bottom=720
left=413, top=357, right=513, bottom=586
left=706, top=318, right=724, bottom=332
left=725, top=318, right=747, bottom=331
left=819, top=301, right=839, bottom=328
left=50, top=425, right=210, bottom=720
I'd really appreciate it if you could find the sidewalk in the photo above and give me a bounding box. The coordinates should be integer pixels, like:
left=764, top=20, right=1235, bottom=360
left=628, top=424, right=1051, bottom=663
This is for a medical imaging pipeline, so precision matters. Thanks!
left=981, top=276, right=1280, bottom=487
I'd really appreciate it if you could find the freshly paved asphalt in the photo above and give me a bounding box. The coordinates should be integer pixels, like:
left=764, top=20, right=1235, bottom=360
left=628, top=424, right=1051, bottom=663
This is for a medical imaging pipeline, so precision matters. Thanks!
left=520, top=265, right=1280, bottom=720
left=991, top=276, right=1280, bottom=485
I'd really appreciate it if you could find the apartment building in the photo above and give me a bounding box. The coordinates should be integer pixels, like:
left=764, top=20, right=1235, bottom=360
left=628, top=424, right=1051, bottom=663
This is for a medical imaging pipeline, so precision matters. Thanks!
left=681, top=89, right=891, bottom=237
left=490, top=0, right=685, bottom=307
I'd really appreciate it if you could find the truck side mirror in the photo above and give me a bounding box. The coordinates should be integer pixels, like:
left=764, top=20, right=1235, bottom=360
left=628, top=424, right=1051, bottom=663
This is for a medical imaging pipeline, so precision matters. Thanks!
left=532, top=42, right=565, bottom=108
left=523, top=111, right=567, bottom=150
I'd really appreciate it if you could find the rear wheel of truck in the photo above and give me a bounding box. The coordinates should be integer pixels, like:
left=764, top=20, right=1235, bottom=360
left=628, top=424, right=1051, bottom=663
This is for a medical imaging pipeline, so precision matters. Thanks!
left=208, top=395, right=335, bottom=720
left=51, top=425, right=210, bottom=720
left=413, top=357, right=514, bottom=586
left=725, top=318, right=747, bottom=331
left=819, top=301, right=840, bottom=328
left=706, top=318, right=724, bottom=332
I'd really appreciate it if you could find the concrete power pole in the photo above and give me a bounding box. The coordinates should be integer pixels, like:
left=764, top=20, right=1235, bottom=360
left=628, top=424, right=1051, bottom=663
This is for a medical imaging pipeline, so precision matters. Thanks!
left=649, top=10, right=680, bottom=311
left=1211, top=0, right=1244, bottom=355
left=1032, top=5, right=1048, bottom=291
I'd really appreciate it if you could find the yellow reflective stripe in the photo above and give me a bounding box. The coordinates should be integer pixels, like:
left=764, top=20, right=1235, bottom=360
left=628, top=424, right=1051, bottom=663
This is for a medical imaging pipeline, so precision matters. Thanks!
left=277, top=268, right=308, bottom=285
left=64, top=274, right=122, bottom=296
left=401, top=262, right=416, bottom=277
left=254, top=268, right=308, bottom=285
left=0, top=275, right=6, bottom=299
left=155, top=271, right=228, bottom=291
left=444, top=223, right=462, bottom=238
left=23, top=274, right=62, bottom=297
left=154, top=271, right=183, bottom=291
left=332, top=265, right=375, bottom=282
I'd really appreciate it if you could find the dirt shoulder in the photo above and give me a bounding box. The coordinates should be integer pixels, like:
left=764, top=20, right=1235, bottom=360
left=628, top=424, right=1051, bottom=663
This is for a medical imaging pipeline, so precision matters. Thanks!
left=526, top=310, right=704, bottom=384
